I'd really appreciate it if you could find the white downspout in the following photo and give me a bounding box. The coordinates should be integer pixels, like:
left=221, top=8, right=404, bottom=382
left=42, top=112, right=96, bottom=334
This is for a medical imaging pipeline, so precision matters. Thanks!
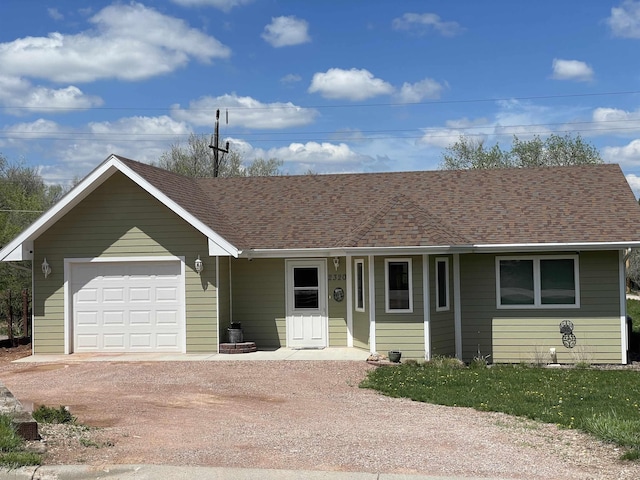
left=423, top=254, right=431, bottom=360
left=368, top=255, right=376, bottom=354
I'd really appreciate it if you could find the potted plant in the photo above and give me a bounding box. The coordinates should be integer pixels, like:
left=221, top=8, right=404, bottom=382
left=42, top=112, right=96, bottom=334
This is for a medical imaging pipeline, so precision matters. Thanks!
left=388, top=350, right=402, bottom=363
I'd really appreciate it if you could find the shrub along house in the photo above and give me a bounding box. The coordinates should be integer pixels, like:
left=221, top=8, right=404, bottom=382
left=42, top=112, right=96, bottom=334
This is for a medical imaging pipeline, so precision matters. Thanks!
left=2, top=155, right=640, bottom=363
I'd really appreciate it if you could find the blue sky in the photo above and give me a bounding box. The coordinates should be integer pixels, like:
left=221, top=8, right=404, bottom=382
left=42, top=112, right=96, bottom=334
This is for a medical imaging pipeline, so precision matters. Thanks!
left=2, top=0, right=640, bottom=194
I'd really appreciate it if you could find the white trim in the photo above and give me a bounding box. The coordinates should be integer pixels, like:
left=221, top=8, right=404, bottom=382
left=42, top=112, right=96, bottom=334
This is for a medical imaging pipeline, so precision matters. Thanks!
left=435, top=257, right=450, bottom=312
left=495, top=255, right=580, bottom=309
left=240, top=241, right=640, bottom=260
left=423, top=254, right=431, bottom=361
left=619, top=250, right=628, bottom=364
left=384, top=258, right=413, bottom=313
left=354, top=259, right=365, bottom=313
left=346, top=254, right=353, bottom=348
left=453, top=254, right=462, bottom=360
left=0, top=155, right=239, bottom=262
left=216, top=256, right=220, bottom=355
left=368, top=255, right=376, bottom=354
left=63, top=255, right=186, bottom=355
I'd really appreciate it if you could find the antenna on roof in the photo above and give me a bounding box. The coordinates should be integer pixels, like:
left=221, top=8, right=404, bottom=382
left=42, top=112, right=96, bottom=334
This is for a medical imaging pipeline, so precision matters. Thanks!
left=209, top=108, right=230, bottom=178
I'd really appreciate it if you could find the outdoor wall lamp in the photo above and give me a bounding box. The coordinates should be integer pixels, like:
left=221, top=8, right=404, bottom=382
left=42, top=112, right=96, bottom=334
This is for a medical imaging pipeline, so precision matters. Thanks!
left=42, top=258, right=51, bottom=279
left=195, top=255, right=204, bottom=275
left=333, top=257, right=340, bottom=271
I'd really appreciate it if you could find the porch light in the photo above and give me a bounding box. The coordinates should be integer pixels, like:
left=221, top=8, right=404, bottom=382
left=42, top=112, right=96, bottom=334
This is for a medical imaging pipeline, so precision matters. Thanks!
left=42, top=258, right=51, bottom=278
left=195, top=255, right=204, bottom=275
left=333, top=257, right=340, bottom=271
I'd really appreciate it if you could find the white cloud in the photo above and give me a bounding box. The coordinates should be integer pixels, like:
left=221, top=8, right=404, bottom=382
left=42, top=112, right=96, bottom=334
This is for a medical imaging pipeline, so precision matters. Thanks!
left=262, top=16, right=311, bottom=47
left=48, top=8, right=64, bottom=21
left=0, top=2, right=230, bottom=84
left=280, top=73, right=302, bottom=84
left=603, top=139, right=640, bottom=165
left=171, top=0, right=252, bottom=12
left=171, top=94, right=318, bottom=129
left=396, top=78, right=446, bottom=103
left=392, top=13, right=464, bottom=37
left=229, top=138, right=375, bottom=173
left=4, top=119, right=62, bottom=140
left=607, top=0, right=640, bottom=38
left=586, top=107, right=640, bottom=135
left=625, top=173, right=640, bottom=197
left=551, top=59, right=594, bottom=82
left=308, top=68, right=394, bottom=101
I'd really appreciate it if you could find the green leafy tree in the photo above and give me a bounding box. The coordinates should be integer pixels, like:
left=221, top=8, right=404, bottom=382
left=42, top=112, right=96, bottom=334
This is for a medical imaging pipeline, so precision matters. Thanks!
left=440, top=134, right=602, bottom=170
left=0, top=155, right=64, bottom=333
left=155, top=134, right=282, bottom=178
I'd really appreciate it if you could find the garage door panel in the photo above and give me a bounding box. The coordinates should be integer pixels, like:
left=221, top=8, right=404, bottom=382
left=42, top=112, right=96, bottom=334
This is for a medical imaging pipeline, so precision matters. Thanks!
left=130, top=287, right=151, bottom=302
left=103, top=288, right=125, bottom=303
left=77, top=311, right=98, bottom=326
left=156, top=287, right=178, bottom=302
left=130, top=334, right=152, bottom=348
left=76, top=334, right=99, bottom=349
left=156, top=311, right=178, bottom=325
left=76, top=288, right=98, bottom=303
left=103, top=311, right=125, bottom=325
left=103, top=334, right=125, bottom=349
left=130, top=311, right=151, bottom=324
left=72, top=260, right=184, bottom=353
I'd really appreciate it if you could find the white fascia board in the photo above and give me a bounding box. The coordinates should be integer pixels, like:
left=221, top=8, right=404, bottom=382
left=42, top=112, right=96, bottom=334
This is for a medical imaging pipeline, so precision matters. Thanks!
left=0, top=156, right=121, bottom=262
left=473, top=241, right=640, bottom=252
left=0, top=155, right=239, bottom=262
left=113, top=161, right=239, bottom=258
left=244, top=245, right=465, bottom=258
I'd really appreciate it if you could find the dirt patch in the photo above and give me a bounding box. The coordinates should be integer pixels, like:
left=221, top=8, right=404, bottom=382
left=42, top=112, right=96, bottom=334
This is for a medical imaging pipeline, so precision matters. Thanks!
left=0, top=360, right=638, bottom=479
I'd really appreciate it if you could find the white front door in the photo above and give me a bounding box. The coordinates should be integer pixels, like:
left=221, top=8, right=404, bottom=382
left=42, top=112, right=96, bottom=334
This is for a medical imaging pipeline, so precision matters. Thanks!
left=286, top=259, right=328, bottom=348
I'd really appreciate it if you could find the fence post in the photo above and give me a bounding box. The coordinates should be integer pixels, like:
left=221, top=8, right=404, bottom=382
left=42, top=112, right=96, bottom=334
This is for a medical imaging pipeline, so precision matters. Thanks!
left=22, top=289, right=28, bottom=338
left=6, top=290, right=13, bottom=346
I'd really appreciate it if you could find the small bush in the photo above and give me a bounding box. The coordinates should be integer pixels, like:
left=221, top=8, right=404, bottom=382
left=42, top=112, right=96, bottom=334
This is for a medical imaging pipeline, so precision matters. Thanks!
left=427, top=355, right=465, bottom=369
left=32, top=405, right=75, bottom=424
left=0, top=416, right=22, bottom=452
left=581, top=412, right=640, bottom=448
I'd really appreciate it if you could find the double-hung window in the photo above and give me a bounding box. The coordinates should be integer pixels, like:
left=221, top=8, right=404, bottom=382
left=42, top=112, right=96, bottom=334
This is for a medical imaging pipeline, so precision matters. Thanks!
left=496, top=255, right=579, bottom=309
left=385, top=258, right=413, bottom=313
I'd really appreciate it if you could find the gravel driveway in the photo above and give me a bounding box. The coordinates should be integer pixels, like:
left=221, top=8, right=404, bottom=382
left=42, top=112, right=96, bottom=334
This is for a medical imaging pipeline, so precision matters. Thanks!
left=0, top=360, right=638, bottom=479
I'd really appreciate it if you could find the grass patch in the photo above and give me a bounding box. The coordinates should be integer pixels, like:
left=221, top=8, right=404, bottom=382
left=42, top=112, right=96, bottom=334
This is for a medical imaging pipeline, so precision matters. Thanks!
left=627, top=299, right=640, bottom=334
left=0, top=415, right=41, bottom=468
left=32, top=405, right=75, bottom=424
left=361, top=361, right=640, bottom=458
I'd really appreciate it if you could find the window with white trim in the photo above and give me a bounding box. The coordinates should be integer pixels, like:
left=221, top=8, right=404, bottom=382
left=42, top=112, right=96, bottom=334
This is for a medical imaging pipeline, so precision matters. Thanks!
left=496, top=255, right=579, bottom=309
left=385, top=258, right=413, bottom=313
left=354, top=259, right=365, bottom=312
left=435, top=257, right=450, bottom=312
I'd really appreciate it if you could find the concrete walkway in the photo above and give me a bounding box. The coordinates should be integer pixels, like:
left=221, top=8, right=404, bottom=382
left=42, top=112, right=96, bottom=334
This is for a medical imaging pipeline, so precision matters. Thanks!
left=0, top=464, right=510, bottom=480
left=12, top=347, right=371, bottom=363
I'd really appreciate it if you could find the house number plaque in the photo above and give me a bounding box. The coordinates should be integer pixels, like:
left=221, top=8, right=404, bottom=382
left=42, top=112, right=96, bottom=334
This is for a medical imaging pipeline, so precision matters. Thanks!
left=328, top=274, right=346, bottom=281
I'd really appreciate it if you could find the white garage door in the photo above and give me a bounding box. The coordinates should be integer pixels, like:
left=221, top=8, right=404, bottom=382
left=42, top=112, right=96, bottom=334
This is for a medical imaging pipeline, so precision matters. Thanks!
left=71, top=260, right=184, bottom=353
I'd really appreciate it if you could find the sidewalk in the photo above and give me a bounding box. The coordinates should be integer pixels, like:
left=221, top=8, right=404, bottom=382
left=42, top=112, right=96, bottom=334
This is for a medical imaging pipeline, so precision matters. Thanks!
left=0, top=464, right=511, bottom=480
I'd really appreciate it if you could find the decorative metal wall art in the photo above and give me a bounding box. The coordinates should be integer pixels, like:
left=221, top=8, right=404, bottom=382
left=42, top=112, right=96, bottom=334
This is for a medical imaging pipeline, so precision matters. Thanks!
left=559, top=320, right=577, bottom=348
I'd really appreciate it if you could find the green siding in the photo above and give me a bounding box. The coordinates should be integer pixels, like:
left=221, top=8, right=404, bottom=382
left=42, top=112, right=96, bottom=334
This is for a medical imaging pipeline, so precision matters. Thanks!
left=328, top=256, right=347, bottom=346
left=352, top=257, right=370, bottom=350
left=493, top=317, right=622, bottom=364
left=460, top=251, right=623, bottom=363
left=430, top=255, right=455, bottom=358
left=374, top=256, right=425, bottom=360
left=33, top=172, right=219, bottom=354
left=231, top=258, right=286, bottom=348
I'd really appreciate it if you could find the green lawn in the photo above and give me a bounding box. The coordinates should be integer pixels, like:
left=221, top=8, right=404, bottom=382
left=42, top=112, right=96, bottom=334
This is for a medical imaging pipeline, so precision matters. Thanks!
left=361, top=360, right=640, bottom=459
left=0, top=415, right=40, bottom=468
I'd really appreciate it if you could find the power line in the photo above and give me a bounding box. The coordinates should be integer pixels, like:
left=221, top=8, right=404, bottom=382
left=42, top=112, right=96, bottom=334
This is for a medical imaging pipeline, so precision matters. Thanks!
left=2, top=89, right=640, bottom=112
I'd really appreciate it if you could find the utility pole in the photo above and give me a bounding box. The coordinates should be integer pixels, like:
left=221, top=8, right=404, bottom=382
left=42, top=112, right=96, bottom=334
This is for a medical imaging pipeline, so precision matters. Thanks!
left=209, top=109, right=229, bottom=178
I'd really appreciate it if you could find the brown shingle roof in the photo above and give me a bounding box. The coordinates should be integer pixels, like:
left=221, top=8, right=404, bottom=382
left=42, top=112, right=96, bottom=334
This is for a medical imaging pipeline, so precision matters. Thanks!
left=116, top=157, right=640, bottom=250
